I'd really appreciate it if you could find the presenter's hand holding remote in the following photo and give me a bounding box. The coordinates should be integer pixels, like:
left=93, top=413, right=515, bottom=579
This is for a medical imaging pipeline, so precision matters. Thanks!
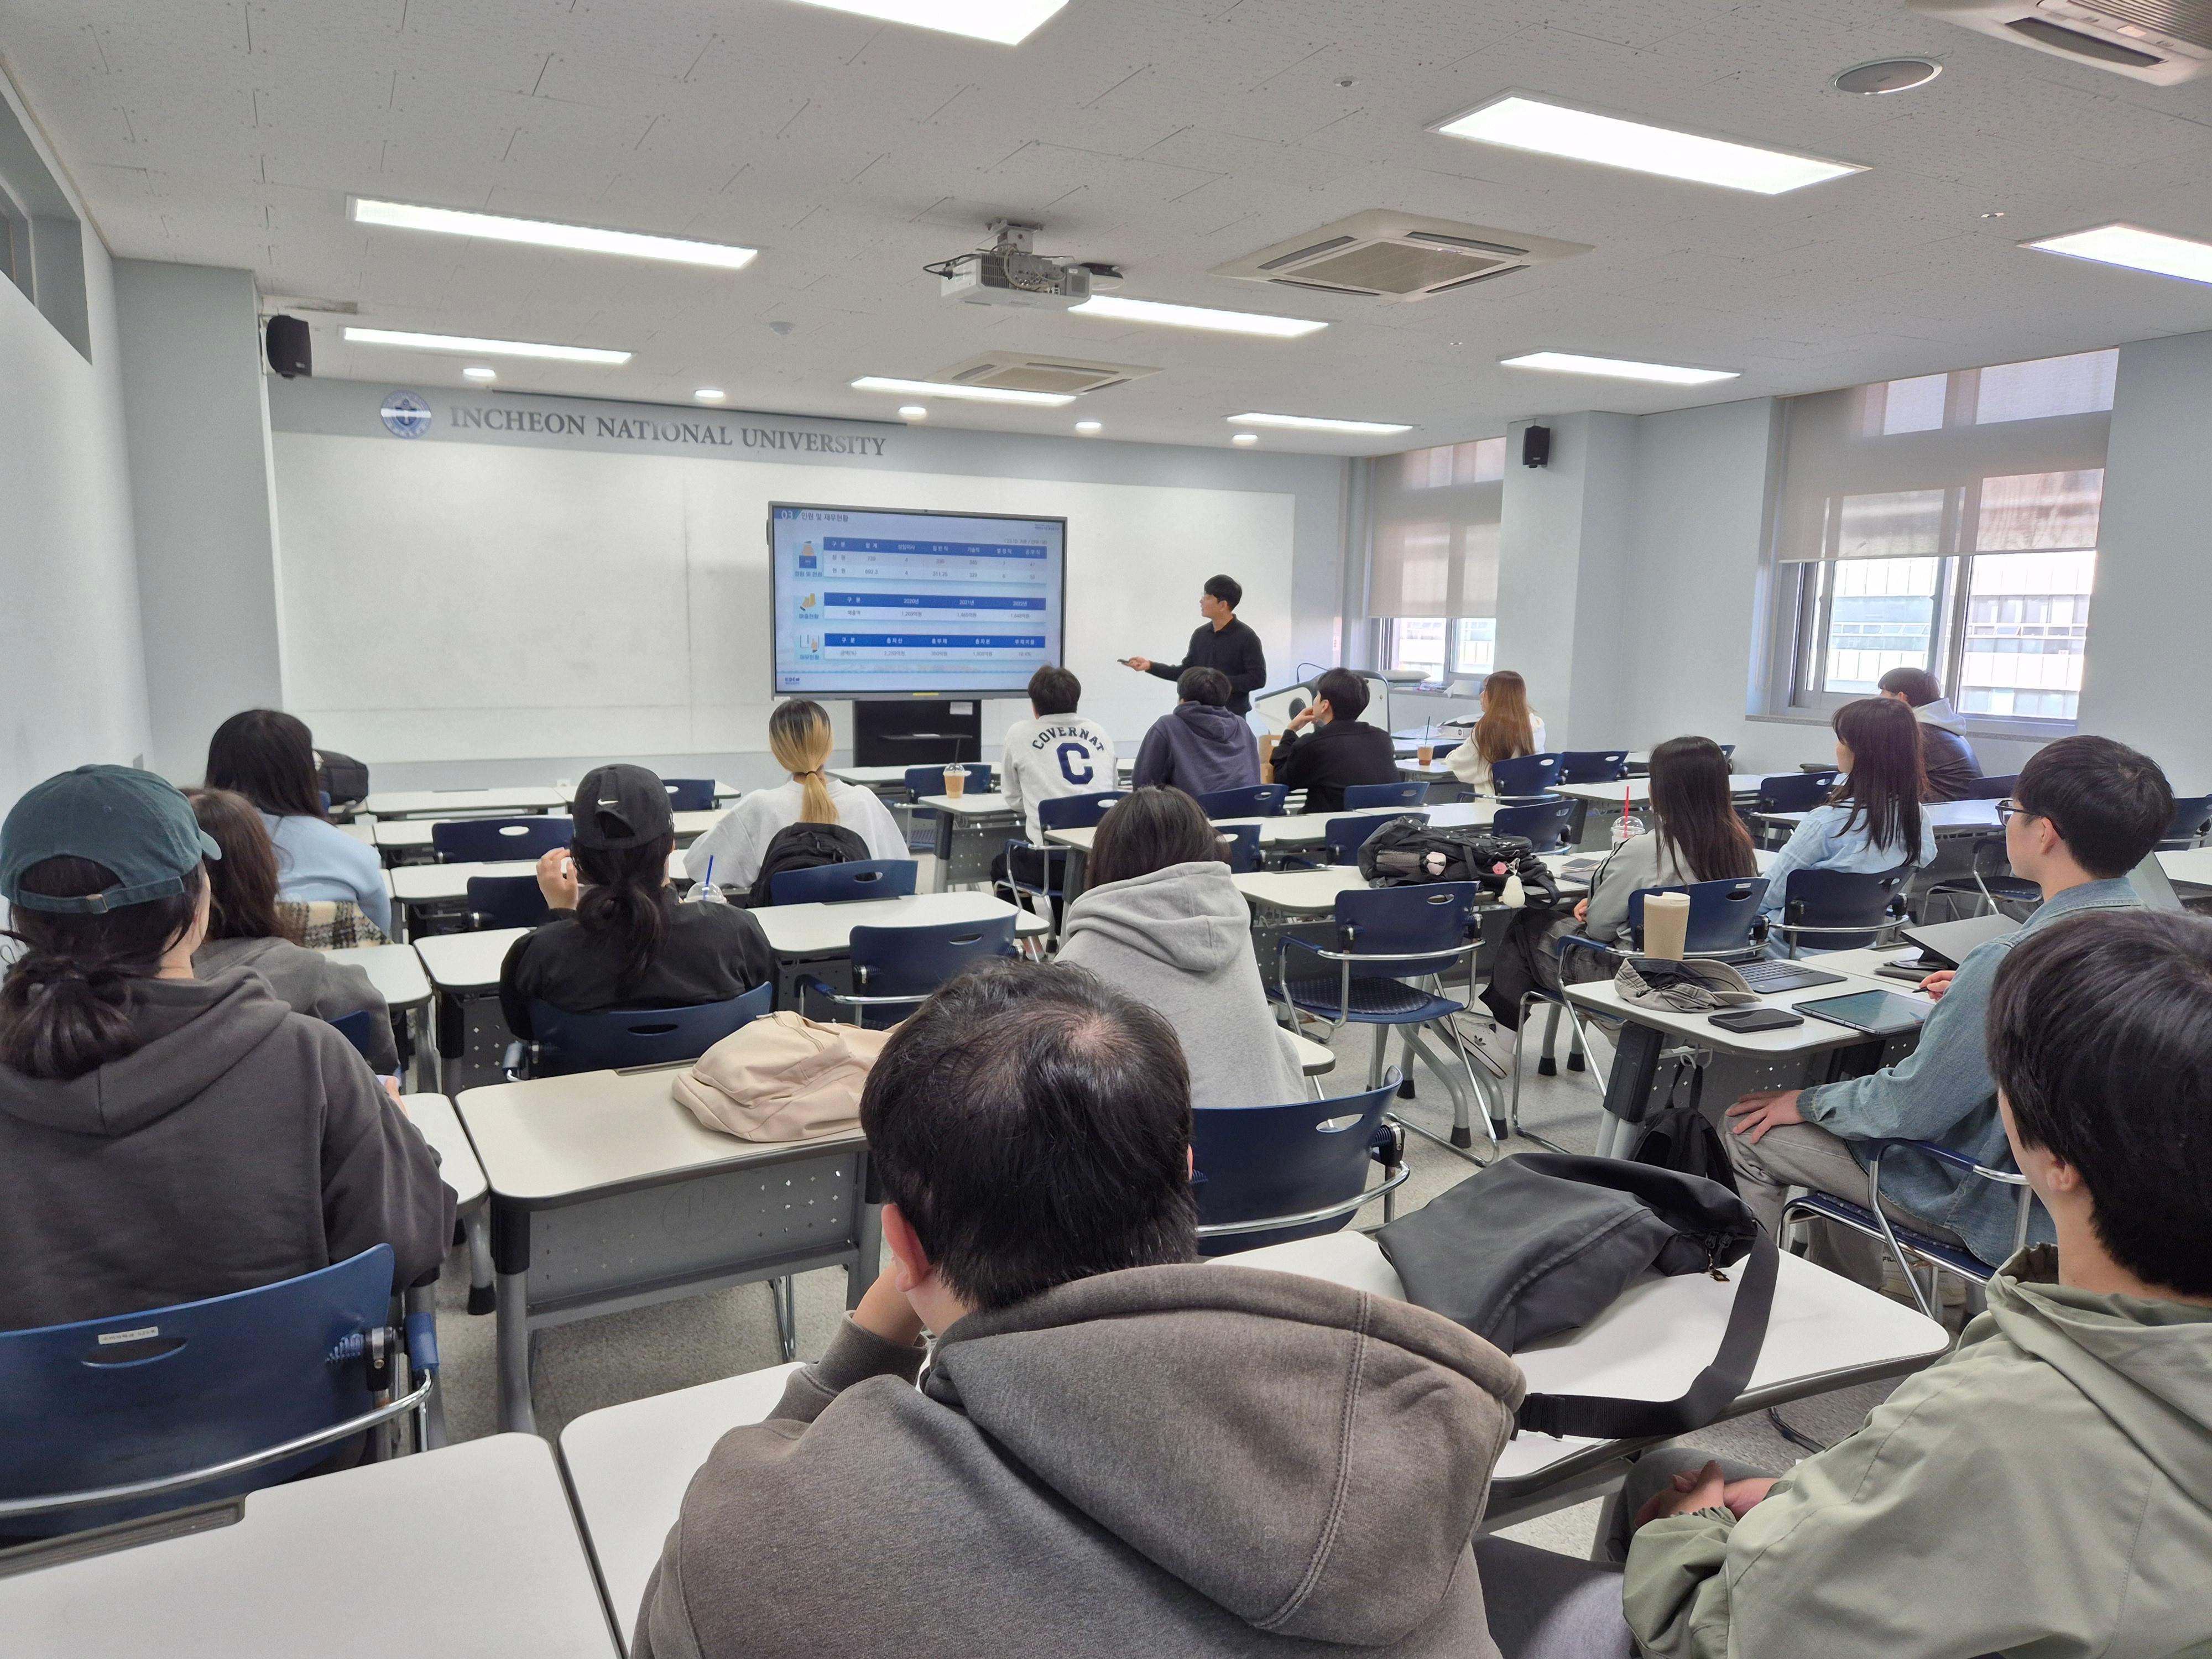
left=1123, top=656, right=1152, bottom=673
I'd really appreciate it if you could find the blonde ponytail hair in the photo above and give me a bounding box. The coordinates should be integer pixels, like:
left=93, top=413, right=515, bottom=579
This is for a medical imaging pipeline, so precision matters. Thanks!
left=770, top=700, right=837, bottom=823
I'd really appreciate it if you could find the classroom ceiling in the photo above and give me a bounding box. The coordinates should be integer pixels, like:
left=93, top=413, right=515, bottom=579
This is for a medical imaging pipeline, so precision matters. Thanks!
left=8, top=0, right=2212, bottom=452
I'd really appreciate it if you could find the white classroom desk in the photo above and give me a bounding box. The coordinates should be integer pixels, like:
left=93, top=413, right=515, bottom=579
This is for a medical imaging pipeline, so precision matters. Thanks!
left=0, top=1433, right=617, bottom=1659
left=330, top=941, right=434, bottom=1087
left=372, top=810, right=722, bottom=855
left=1045, top=800, right=1500, bottom=859
left=2159, top=846, right=2212, bottom=888
left=1762, top=799, right=2001, bottom=837
left=831, top=759, right=1136, bottom=790
left=404, top=1091, right=487, bottom=1212
left=414, top=926, right=530, bottom=995
left=457, top=1065, right=877, bottom=1434
left=335, top=820, right=375, bottom=844
left=749, top=890, right=1044, bottom=1006
left=1232, top=852, right=1595, bottom=918
left=911, top=790, right=1024, bottom=887
left=389, top=853, right=686, bottom=912
left=362, top=785, right=570, bottom=820
left=1554, top=774, right=1773, bottom=807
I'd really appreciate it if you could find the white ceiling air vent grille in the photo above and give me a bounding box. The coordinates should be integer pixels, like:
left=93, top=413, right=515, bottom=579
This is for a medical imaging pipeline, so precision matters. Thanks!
left=927, top=352, right=1160, bottom=395
left=1210, top=210, right=1592, bottom=302
left=1910, top=0, right=2212, bottom=82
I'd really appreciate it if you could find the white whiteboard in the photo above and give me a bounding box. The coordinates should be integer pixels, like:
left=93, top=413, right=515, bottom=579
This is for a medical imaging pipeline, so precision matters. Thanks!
left=271, top=432, right=1296, bottom=763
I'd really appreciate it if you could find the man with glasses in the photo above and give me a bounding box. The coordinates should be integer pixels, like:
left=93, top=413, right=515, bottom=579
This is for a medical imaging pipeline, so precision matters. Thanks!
left=1723, top=735, right=2174, bottom=1286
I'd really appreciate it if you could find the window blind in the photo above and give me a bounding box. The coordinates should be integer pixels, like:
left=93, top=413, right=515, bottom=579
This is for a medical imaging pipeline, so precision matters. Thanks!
left=1366, top=437, right=1505, bottom=618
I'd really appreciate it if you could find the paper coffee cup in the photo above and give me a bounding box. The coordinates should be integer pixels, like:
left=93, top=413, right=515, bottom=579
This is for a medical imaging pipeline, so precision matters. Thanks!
left=943, top=765, right=966, bottom=799
left=1642, top=891, right=1691, bottom=961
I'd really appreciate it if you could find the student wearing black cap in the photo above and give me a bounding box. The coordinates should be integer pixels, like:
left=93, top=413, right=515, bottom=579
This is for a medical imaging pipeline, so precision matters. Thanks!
left=0, top=764, right=452, bottom=1332
left=499, top=764, right=774, bottom=1040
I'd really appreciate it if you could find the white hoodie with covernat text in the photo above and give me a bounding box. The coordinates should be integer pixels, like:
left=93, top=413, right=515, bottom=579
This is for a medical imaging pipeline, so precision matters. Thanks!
left=1000, top=713, right=1117, bottom=844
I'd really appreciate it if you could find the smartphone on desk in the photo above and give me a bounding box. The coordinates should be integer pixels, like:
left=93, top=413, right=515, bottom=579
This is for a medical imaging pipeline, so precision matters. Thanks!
left=1709, top=1007, right=1806, bottom=1033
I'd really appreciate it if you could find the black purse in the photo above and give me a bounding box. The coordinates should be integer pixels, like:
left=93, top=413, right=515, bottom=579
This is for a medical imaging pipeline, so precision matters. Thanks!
left=1374, top=1153, right=1776, bottom=1439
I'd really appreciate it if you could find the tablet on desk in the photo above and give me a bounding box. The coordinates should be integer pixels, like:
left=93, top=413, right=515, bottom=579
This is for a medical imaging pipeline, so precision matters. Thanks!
left=1796, top=989, right=1933, bottom=1037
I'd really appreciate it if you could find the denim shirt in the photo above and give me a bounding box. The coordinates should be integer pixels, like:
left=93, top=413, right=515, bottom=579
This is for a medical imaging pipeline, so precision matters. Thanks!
left=1798, top=878, right=2143, bottom=1267
left=1757, top=802, right=1938, bottom=919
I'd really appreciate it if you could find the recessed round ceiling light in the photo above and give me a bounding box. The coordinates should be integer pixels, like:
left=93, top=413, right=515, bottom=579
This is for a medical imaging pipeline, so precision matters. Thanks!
left=1232, top=432, right=1259, bottom=446
left=1074, top=420, right=1102, bottom=434
left=899, top=405, right=928, bottom=420
left=694, top=387, right=727, bottom=402
left=1832, top=58, right=1941, bottom=95
left=462, top=364, right=497, bottom=382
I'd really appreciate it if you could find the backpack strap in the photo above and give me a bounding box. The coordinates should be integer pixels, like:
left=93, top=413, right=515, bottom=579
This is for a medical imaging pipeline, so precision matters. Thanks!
left=1514, top=1228, right=1776, bottom=1441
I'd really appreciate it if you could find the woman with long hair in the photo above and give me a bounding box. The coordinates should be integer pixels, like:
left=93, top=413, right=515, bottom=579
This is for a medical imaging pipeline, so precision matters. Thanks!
left=186, top=787, right=399, bottom=1071
left=1444, top=670, right=1547, bottom=795
left=681, top=700, right=908, bottom=895
left=1759, top=696, right=1936, bottom=921
left=1055, top=786, right=1305, bottom=1109
left=204, top=708, right=390, bottom=939
left=1575, top=735, right=1760, bottom=945
left=500, top=764, right=774, bottom=1039
left=0, top=765, right=448, bottom=1332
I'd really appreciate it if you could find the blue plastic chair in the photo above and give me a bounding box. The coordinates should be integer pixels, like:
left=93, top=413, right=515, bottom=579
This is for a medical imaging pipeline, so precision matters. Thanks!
left=2161, top=792, right=2212, bottom=850
left=432, top=816, right=572, bottom=863
left=466, top=874, right=551, bottom=931
left=1039, top=791, right=1126, bottom=832
left=1217, top=822, right=1261, bottom=874
left=1276, top=883, right=1493, bottom=1156
left=800, top=915, right=1019, bottom=1029
left=1195, top=784, right=1288, bottom=818
left=1491, top=797, right=1576, bottom=854
left=904, top=763, right=992, bottom=799
left=1343, top=780, right=1429, bottom=810
left=770, top=859, right=918, bottom=906
left=0, top=1245, right=435, bottom=1536
left=1558, top=750, right=1628, bottom=785
left=1754, top=771, right=1838, bottom=813
left=1488, top=753, right=1562, bottom=799
left=1960, top=774, right=2018, bottom=800
left=1325, top=810, right=1426, bottom=866
left=997, top=792, right=1126, bottom=937
left=1775, top=864, right=1912, bottom=954
left=328, top=1010, right=380, bottom=1061
left=1192, top=1079, right=1410, bottom=1255
left=659, top=778, right=717, bottom=812
left=507, top=981, right=774, bottom=1079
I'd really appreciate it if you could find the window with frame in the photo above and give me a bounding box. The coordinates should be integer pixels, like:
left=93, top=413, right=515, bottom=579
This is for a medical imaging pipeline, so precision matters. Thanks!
left=1771, top=349, right=2113, bottom=726
left=1369, top=437, right=1504, bottom=686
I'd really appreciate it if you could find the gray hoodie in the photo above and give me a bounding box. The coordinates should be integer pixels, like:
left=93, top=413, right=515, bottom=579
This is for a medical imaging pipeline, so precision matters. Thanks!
left=194, top=934, right=398, bottom=1073
left=635, top=1263, right=1526, bottom=1659
left=1057, top=860, right=1306, bottom=1109
left=0, top=970, right=452, bottom=1332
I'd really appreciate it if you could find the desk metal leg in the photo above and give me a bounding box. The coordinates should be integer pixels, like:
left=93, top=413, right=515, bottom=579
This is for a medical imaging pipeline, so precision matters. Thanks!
left=466, top=1208, right=496, bottom=1314
left=495, top=1270, right=534, bottom=1434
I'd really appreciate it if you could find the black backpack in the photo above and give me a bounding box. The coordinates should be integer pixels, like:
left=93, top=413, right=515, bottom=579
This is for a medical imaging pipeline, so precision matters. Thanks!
left=1358, top=821, right=1561, bottom=907
left=1628, top=1060, right=1740, bottom=1193
left=314, top=748, right=371, bottom=815
left=745, top=821, right=870, bottom=907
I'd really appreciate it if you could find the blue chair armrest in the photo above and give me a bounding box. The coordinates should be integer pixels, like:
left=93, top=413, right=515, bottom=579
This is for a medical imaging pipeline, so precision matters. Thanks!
left=1554, top=934, right=1616, bottom=971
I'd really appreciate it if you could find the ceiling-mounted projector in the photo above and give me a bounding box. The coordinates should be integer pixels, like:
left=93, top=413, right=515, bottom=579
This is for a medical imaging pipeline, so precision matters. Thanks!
left=930, top=220, right=1118, bottom=310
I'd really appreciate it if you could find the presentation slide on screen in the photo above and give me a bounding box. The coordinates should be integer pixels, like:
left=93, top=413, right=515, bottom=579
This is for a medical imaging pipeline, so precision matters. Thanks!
left=770, top=504, right=1067, bottom=696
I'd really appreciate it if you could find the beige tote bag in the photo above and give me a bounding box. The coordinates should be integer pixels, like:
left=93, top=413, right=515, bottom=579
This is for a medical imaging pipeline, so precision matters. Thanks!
left=671, top=1010, right=893, bottom=1141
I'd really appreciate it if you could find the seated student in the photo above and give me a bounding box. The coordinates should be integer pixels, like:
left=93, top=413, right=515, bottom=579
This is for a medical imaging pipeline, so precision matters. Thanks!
left=1618, top=907, right=2212, bottom=1659
left=1131, top=667, right=1259, bottom=796
left=683, top=700, right=907, bottom=894
left=635, top=958, right=1532, bottom=1659
left=1877, top=665, right=1982, bottom=801
left=1575, top=736, right=1760, bottom=947
left=206, top=708, right=392, bottom=941
left=1443, top=669, right=1546, bottom=796
left=501, top=765, right=773, bottom=1041
left=993, top=664, right=1114, bottom=914
left=186, top=786, right=399, bottom=1074
left=1055, top=787, right=1305, bottom=1109
left=1755, top=695, right=1937, bottom=931
left=1726, top=734, right=2172, bottom=1285
left=1269, top=667, right=1400, bottom=813
left=0, top=765, right=451, bottom=1332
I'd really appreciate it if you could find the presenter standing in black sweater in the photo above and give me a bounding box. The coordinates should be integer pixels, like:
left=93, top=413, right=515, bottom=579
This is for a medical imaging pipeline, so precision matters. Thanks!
left=1123, top=573, right=1268, bottom=716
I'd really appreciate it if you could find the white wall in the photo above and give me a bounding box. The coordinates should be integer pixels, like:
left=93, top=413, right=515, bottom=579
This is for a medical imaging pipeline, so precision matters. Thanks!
left=113, top=260, right=285, bottom=781
left=0, top=81, right=149, bottom=818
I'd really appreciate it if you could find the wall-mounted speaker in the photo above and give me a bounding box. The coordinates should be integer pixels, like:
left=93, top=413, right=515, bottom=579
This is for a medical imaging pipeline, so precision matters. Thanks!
left=265, top=314, right=312, bottom=379
left=1521, top=424, right=1551, bottom=468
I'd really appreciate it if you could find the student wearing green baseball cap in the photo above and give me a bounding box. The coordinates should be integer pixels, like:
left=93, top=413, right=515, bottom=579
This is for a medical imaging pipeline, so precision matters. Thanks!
left=0, top=764, right=452, bottom=1333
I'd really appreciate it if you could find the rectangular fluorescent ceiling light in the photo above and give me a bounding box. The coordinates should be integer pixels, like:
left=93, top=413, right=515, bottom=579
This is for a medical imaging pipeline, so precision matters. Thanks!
left=1434, top=95, right=1863, bottom=195
left=782, top=0, right=1067, bottom=45
left=2024, top=222, right=2212, bottom=286
left=343, top=326, right=632, bottom=365
left=351, top=198, right=757, bottom=270
left=1502, top=351, right=1738, bottom=386
left=853, top=376, right=1073, bottom=407
left=1071, top=295, right=1327, bottom=338
left=1229, top=412, right=1412, bottom=435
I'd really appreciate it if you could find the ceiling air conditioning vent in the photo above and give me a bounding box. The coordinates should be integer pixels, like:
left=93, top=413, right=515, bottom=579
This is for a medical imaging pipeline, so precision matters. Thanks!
left=1211, top=210, right=1590, bottom=302
left=1909, top=0, right=2212, bottom=82
left=928, top=352, right=1159, bottom=396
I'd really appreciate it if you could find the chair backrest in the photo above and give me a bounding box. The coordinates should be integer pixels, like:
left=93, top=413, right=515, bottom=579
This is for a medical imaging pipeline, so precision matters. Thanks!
left=1333, top=880, right=1481, bottom=976
left=904, top=763, right=992, bottom=798
left=1782, top=864, right=1911, bottom=950
left=1326, top=810, right=1426, bottom=865
left=466, top=874, right=552, bottom=930
left=1194, top=784, right=1288, bottom=818
left=1718, top=744, right=1735, bottom=759
left=1491, top=797, right=1577, bottom=853
left=528, top=982, right=773, bottom=1076
left=327, top=1010, right=380, bottom=1060
left=1342, top=780, right=1428, bottom=810
left=1489, top=753, right=1562, bottom=799
left=851, top=915, right=1019, bottom=1001
left=1216, top=822, right=1261, bottom=874
left=770, top=858, right=918, bottom=906
left=0, top=1246, right=397, bottom=1535
left=1755, top=771, right=1838, bottom=813
left=432, top=815, right=572, bottom=863
left=659, top=778, right=717, bottom=812
left=1627, top=878, right=1771, bottom=956
left=1961, top=774, right=2018, bottom=800
left=1037, top=790, right=1126, bottom=832
left=1192, top=1080, right=1398, bottom=1256
left=1558, top=749, right=1629, bottom=784
left=2163, top=792, right=2212, bottom=848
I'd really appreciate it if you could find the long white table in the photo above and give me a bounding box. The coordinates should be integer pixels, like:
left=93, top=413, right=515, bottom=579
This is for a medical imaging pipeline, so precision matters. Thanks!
left=0, top=1433, right=618, bottom=1658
